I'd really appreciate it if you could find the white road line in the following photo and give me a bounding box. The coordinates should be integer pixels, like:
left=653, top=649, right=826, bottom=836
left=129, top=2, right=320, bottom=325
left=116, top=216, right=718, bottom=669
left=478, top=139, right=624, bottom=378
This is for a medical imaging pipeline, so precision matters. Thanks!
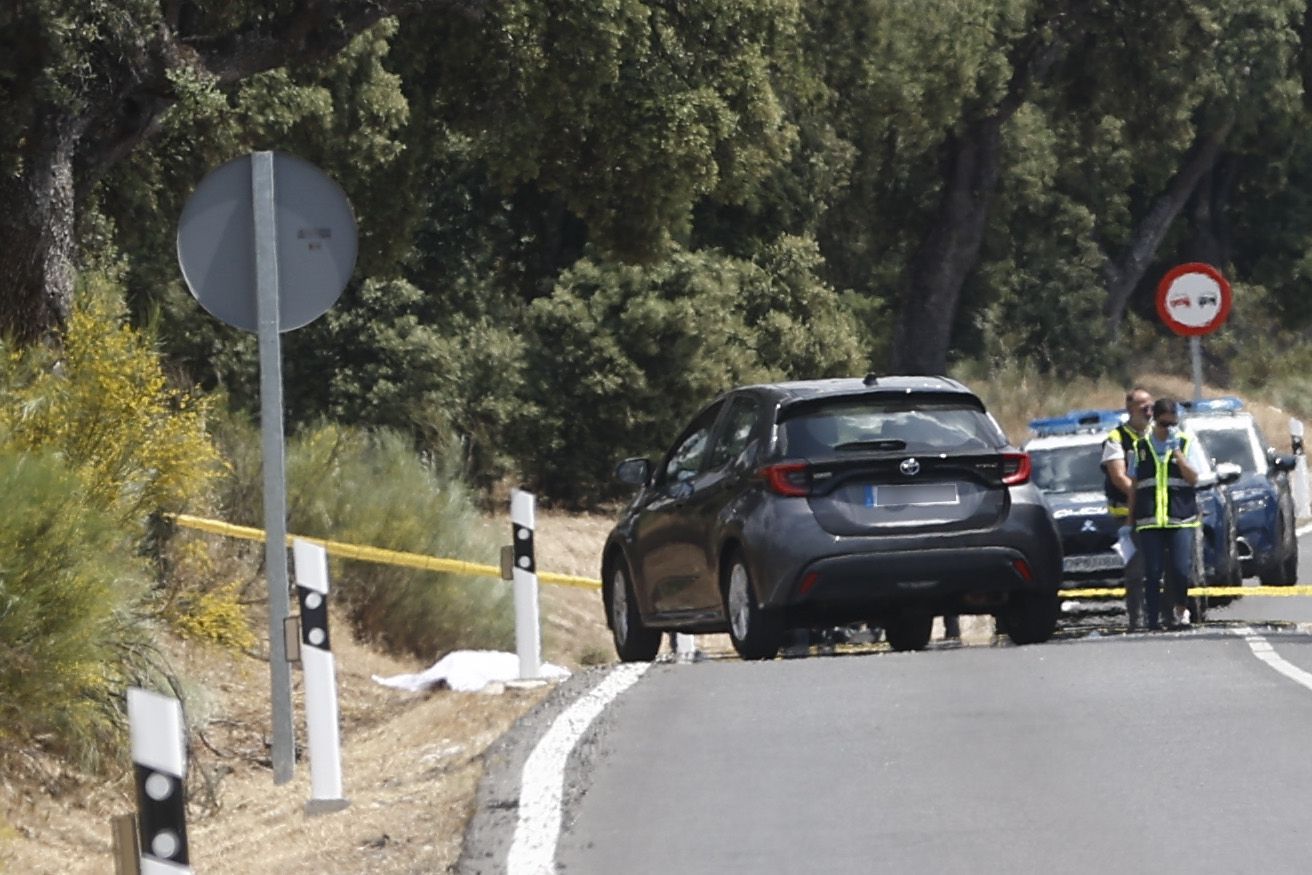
left=1231, top=626, right=1312, bottom=692
left=507, top=662, right=652, bottom=875
left=1296, top=521, right=1312, bottom=538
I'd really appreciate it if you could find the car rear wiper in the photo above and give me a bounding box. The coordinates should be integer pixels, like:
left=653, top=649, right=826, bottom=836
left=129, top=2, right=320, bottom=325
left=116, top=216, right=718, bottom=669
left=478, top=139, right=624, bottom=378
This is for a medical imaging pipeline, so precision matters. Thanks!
left=833, top=439, right=907, bottom=452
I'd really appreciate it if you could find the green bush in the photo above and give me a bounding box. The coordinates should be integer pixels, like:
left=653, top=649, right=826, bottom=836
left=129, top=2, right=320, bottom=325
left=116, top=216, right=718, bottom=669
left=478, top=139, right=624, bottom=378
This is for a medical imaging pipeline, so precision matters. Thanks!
left=519, top=240, right=868, bottom=504
left=0, top=448, right=155, bottom=770
left=218, top=419, right=512, bottom=658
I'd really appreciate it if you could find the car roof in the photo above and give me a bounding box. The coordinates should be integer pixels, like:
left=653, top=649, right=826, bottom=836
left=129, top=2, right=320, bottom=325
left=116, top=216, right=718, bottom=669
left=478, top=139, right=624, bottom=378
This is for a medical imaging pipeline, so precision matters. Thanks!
left=1024, top=432, right=1107, bottom=451
left=1185, top=412, right=1254, bottom=431
left=737, top=375, right=976, bottom=403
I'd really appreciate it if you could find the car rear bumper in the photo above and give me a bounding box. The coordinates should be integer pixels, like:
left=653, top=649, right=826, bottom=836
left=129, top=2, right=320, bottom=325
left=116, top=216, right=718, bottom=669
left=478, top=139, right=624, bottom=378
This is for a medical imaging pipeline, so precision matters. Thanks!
left=790, top=545, right=1038, bottom=603
left=744, top=499, right=1062, bottom=621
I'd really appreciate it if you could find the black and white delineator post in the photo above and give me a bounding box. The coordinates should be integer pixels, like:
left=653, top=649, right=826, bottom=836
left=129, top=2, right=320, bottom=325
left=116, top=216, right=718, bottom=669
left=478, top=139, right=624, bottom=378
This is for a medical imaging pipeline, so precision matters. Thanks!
left=510, top=489, right=542, bottom=680
left=127, top=688, right=191, bottom=874
left=1292, top=419, right=1311, bottom=519
left=293, top=539, right=349, bottom=815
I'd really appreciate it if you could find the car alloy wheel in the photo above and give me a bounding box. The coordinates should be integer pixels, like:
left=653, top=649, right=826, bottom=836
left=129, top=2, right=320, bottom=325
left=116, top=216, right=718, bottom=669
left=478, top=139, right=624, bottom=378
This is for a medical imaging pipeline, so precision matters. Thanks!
left=606, top=559, right=661, bottom=662
left=723, top=553, right=782, bottom=661
left=728, top=563, right=752, bottom=641
left=611, top=566, right=630, bottom=643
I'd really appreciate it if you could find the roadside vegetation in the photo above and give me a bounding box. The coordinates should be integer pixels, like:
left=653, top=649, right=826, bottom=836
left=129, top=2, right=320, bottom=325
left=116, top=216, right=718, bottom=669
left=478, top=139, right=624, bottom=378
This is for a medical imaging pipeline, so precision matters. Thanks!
left=8, top=3, right=1312, bottom=859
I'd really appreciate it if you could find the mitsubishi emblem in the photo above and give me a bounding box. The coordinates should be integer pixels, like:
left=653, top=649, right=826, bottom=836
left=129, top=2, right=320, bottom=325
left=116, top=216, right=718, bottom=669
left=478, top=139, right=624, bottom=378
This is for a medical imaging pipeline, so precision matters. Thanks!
left=1081, top=519, right=1097, bottom=533
left=900, top=457, right=920, bottom=477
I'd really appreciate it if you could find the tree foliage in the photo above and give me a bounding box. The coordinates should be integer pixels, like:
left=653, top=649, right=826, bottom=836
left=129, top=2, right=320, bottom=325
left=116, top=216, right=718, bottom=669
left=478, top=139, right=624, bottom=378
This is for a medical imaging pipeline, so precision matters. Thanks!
left=5, top=1, right=1312, bottom=501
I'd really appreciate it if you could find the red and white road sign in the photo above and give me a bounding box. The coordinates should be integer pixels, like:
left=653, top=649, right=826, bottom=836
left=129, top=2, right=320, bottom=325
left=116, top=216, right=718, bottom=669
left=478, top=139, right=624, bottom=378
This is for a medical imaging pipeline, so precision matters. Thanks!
left=1155, top=262, right=1232, bottom=336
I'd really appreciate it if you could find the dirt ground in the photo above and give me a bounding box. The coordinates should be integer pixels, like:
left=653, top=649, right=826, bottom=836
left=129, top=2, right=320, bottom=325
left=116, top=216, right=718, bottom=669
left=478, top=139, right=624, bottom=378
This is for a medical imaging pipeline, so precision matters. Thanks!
left=0, top=511, right=618, bottom=875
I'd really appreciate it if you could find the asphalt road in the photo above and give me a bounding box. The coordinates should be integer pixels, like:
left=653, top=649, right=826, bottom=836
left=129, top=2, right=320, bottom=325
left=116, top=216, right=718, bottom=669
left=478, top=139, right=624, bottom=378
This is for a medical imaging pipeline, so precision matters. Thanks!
left=536, top=531, right=1312, bottom=875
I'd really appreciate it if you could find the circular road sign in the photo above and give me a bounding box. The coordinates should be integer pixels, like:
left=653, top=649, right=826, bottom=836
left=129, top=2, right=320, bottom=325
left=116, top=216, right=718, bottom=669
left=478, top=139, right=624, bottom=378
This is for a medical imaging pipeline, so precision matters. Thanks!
left=177, top=152, right=358, bottom=333
left=1155, top=262, right=1232, bottom=337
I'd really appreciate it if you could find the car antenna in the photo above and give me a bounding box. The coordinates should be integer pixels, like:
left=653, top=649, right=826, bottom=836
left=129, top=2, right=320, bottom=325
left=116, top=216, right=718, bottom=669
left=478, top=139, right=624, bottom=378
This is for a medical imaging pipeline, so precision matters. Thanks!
left=863, top=371, right=880, bottom=386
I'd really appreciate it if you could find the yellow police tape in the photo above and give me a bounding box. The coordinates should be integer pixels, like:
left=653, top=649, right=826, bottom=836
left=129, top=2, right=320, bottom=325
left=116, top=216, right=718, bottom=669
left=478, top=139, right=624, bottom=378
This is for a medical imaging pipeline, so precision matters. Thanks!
left=167, top=513, right=603, bottom=590
left=1062, top=585, right=1312, bottom=598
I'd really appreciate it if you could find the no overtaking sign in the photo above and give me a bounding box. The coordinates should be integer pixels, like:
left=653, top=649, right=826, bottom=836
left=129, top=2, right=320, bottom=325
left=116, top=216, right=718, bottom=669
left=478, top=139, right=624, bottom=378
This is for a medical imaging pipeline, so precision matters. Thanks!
left=1156, top=262, right=1232, bottom=337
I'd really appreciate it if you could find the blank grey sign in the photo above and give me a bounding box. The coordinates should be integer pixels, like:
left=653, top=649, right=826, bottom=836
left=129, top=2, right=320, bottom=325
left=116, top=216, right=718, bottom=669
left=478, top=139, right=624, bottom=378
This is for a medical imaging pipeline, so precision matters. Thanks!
left=177, top=152, right=358, bottom=333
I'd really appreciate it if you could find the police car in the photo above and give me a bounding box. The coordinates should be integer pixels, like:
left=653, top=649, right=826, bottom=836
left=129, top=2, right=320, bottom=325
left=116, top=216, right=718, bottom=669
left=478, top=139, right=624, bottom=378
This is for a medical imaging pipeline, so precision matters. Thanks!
left=1023, top=409, right=1242, bottom=600
left=1183, top=397, right=1299, bottom=585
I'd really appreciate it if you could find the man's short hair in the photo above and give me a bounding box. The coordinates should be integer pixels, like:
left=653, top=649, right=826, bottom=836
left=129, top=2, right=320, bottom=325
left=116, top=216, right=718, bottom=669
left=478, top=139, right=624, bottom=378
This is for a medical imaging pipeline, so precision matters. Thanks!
left=1125, top=386, right=1151, bottom=406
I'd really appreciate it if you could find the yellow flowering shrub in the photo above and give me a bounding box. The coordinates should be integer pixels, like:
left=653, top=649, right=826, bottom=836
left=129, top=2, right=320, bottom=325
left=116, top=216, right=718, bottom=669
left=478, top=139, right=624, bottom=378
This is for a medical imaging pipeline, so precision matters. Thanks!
left=0, top=275, right=222, bottom=526
left=172, top=579, right=257, bottom=651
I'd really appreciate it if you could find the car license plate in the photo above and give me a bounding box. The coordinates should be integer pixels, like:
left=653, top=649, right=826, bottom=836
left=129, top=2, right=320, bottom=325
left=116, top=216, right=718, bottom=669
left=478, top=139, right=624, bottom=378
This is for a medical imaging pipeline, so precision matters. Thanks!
left=1062, top=553, right=1123, bottom=573
left=867, top=483, right=960, bottom=507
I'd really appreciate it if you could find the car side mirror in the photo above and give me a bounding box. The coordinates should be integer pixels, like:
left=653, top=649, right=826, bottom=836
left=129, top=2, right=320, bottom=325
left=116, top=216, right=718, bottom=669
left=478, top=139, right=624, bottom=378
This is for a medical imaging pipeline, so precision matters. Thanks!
left=1214, top=462, right=1242, bottom=485
left=1271, top=452, right=1298, bottom=473
left=615, top=457, right=652, bottom=488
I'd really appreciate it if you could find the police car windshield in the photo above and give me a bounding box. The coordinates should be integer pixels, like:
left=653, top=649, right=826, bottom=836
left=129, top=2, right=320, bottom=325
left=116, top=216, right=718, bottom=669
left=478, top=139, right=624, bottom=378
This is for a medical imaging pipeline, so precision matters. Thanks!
left=1029, top=444, right=1104, bottom=493
left=1195, top=427, right=1257, bottom=473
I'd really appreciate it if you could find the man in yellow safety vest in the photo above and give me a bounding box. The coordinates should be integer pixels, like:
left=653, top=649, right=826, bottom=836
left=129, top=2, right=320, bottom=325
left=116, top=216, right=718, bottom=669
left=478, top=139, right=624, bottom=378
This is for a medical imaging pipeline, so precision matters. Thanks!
left=1101, top=387, right=1153, bottom=630
left=1131, top=398, right=1206, bottom=630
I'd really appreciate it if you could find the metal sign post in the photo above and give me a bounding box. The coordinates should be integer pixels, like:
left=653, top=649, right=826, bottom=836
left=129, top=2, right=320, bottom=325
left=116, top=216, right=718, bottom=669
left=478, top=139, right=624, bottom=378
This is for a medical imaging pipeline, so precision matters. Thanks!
left=251, top=152, right=296, bottom=784
left=1190, top=336, right=1203, bottom=405
left=178, top=150, right=358, bottom=786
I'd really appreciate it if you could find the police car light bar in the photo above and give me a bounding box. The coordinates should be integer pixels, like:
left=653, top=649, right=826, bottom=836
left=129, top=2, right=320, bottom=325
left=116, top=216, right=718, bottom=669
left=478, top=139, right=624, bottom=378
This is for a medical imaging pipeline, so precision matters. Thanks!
left=1180, top=395, right=1245, bottom=414
left=1029, top=408, right=1127, bottom=436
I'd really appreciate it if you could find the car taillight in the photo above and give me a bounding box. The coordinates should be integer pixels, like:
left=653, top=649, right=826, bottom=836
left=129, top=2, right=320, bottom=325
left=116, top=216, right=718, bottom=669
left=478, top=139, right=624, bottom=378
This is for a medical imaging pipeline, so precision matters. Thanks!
left=761, top=462, right=812, bottom=496
left=1001, top=452, right=1031, bottom=486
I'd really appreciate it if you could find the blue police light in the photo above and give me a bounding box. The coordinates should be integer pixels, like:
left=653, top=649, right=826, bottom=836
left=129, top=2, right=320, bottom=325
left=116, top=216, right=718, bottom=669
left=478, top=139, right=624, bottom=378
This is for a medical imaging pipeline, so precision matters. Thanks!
left=1029, top=408, right=1127, bottom=437
left=1181, top=396, right=1245, bottom=414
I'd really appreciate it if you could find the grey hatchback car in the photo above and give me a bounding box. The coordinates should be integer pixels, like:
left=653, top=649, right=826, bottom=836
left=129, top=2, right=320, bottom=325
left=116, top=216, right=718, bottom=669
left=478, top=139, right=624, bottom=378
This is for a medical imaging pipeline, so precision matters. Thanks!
left=602, top=375, right=1062, bottom=660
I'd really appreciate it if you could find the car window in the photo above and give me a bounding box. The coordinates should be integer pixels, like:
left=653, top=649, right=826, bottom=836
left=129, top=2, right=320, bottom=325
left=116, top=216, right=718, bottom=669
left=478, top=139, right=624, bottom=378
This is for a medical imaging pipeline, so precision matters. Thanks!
left=706, top=397, right=758, bottom=470
left=782, top=398, right=1004, bottom=456
left=1029, top=444, right=1104, bottom=493
left=1195, top=427, right=1258, bottom=473
left=661, top=403, right=723, bottom=484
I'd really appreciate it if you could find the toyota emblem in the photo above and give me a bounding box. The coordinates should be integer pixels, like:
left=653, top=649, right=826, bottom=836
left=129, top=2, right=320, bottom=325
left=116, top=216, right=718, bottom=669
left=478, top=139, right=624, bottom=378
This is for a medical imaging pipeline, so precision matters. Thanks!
left=900, top=457, right=920, bottom=476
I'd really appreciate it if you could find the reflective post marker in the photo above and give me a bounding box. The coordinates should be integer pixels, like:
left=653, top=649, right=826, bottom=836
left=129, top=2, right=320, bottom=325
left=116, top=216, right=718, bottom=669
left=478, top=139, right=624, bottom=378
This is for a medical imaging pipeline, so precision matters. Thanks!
left=675, top=633, right=697, bottom=664
left=293, top=539, right=349, bottom=815
left=127, top=689, right=191, bottom=875
left=1293, top=419, right=1310, bottom=518
left=252, top=151, right=296, bottom=784
left=510, top=489, right=542, bottom=680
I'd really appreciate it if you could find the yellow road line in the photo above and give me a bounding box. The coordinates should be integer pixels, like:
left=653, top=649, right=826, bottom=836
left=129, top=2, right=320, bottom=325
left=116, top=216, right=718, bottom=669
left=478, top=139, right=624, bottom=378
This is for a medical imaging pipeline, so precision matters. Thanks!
left=1061, top=585, right=1312, bottom=598
left=168, top=513, right=602, bottom=590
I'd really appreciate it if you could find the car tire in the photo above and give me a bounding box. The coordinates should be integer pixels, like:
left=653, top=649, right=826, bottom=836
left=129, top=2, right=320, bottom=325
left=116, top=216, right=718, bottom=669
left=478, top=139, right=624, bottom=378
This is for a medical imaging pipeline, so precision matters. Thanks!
left=885, top=612, right=933, bottom=652
left=605, top=558, right=661, bottom=663
left=1003, top=592, right=1058, bottom=645
left=1279, top=542, right=1298, bottom=586
left=1190, top=526, right=1208, bottom=621
left=722, top=552, right=783, bottom=661
left=1260, top=500, right=1298, bottom=586
left=1206, top=503, right=1241, bottom=606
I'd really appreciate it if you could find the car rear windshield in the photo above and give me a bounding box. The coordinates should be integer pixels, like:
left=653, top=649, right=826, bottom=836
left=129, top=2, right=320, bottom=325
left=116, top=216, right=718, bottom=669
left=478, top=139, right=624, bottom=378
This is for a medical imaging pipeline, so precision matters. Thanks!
left=1195, top=427, right=1257, bottom=472
left=780, top=397, right=1005, bottom=456
left=1029, top=444, right=1104, bottom=493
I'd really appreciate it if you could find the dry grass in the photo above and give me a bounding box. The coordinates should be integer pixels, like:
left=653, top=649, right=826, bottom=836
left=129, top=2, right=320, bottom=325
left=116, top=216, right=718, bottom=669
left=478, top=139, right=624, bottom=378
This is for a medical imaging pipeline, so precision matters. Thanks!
left=0, top=512, right=619, bottom=875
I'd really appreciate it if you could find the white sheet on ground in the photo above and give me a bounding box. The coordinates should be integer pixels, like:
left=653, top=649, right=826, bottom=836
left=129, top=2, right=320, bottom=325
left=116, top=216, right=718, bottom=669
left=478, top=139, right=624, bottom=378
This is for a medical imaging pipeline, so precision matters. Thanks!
left=372, top=649, right=570, bottom=693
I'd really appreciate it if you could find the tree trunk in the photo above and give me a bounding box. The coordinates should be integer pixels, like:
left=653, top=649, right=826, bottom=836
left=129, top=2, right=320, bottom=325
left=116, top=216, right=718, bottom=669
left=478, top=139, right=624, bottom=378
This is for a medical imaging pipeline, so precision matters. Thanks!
left=0, top=117, right=79, bottom=344
left=885, top=7, right=1068, bottom=375
left=889, top=118, right=1004, bottom=375
left=1102, top=119, right=1234, bottom=335
left=1183, top=152, right=1238, bottom=270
